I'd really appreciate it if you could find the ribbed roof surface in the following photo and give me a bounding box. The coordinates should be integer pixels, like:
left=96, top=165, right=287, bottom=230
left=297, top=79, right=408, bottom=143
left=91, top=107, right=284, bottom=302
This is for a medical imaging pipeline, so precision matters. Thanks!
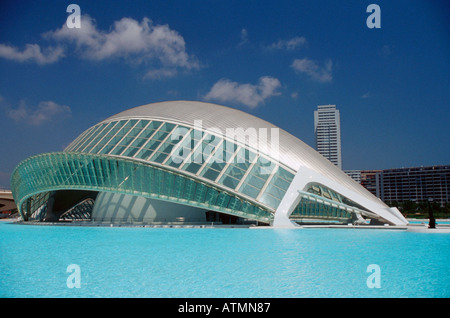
left=104, top=100, right=388, bottom=208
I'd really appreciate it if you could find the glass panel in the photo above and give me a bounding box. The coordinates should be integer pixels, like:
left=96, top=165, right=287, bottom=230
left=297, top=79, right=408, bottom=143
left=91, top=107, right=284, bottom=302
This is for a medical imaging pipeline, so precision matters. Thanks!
left=172, top=175, right=185, bottom=199
left=212, top=141, right=239, bottom=166
left=199, top=160, right=225, bottom=181
left=89, top=121, right=126, bottom=153
left=66, top=126, right=93, bottom=152
left=149, top=126, right=188, bottom=164
left=220, top=174, right=241, bottom=189
left=201, top=134, right=222, bottom=159
left=179, top=130, right=207, bottom=173
left=122, top=121, right=162, bottom=158
left=165, top=129, right=196, bottom=168
left=238, top=156, right=274, bottom=199
left=12, top=151, right=275, bottom=224
left=158, top=142, right=176, bottom=155
left=240, top=183, right=261, bottom=199
left=277, top=167, right=294, bottom=183
left=216, top=192, right=230, bottom=208
left=259, top=193, right=280, bottom=209
left=257, top=167, right=294, bottom=209
left=83, top=122, right=117, bottom=152
left=187, top=133, right=224, bottom=178
left=184, top=179, right=197, bottom=201
left=158, top=122, right=176, bottom=132
left=109, top=136, right=135, bottom=155
left=265, top=182, right=285, bottom=199
left=226, top=165, right=247, bottom=180
left=151, top=152, right=168, bottom=163
left=322, top=188, right=332, bottom=200
left=126, top=126, right=143, bottom=138
left=93, top=120, right=131, bottom=154
left=104, top=120, right=141, bottom=156
left=121, top=140, right=145, bottom=157
left=217, top=146, right=252, bottom=189
left=77, top=123, right=108, bottom=152
left=106, top=120, right=142, bottom=155
left=205, top=188, right=219, bottom=205
left=182, top=162, right=203, bottom=174
left=200, top=168, right=220, bottom=181
left=188, top=129, right=206, bottom=164
left=234, top=147, right=256, bottom=170
left=135, top=123, right=174, bottom=160
left=137, top=121, right=162, bottom=139
left=273, top=176, right=290, bottom=191
left=305, top=183, right=369, bottom=212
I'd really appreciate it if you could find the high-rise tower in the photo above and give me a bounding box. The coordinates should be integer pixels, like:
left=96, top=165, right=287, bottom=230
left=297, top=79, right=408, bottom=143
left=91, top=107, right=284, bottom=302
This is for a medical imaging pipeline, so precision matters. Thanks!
left=314, top=104, right=342, bottom=169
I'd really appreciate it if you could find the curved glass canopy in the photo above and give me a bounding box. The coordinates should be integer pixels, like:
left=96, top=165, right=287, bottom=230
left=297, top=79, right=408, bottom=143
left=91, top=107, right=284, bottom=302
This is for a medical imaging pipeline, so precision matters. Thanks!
left=11, top=102, right=396, bottom=225
left=65, top=118, right=295, bottom=211
left=11, top=152, right=273, bottom=223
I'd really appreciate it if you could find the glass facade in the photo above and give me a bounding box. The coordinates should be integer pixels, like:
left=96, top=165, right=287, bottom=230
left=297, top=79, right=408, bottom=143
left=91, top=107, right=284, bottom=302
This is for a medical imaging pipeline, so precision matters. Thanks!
left=289, top=183, right=369, bottom=221
left=11, top=152, right=273, bottom=223
left=64, top=118, right=296, bottom=212
left=12, top=116, right=372, bottom=225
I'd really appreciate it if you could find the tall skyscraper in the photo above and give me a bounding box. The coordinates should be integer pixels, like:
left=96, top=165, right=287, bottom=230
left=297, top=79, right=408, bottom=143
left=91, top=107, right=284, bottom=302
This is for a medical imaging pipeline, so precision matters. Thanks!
left=314, top=104, right=342, bottom=169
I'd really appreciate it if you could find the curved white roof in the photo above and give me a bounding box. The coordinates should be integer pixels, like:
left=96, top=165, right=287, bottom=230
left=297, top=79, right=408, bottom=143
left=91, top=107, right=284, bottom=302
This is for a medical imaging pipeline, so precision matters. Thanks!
left=105, top=100, right=389, bottom=211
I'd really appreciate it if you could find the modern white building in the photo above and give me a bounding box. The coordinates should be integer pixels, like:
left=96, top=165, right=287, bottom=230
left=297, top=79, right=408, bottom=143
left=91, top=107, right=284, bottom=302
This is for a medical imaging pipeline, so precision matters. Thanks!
left=314, top=105, right=342, bottom=169
left=11, top=101, right=407, bottom=227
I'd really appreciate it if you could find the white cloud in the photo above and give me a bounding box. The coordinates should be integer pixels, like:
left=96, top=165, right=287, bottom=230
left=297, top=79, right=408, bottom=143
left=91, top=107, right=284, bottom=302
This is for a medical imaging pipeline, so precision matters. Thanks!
left=0, top=43, right=64, bottom=64
left=291, top=57, right=333, bottom=83
left=238, top=28, right=249, bottom=47
left=361, top=91, right=371, bottom=99
left=270, top=36, right=307, bottom=50
left=144, top=68, right=177, bottom=79
left=47, top=15, right=199, bottom=71
left=0, top=14, right=199, bottom=80
left=204, top=76, right=281, bottom=108
left=7, top=100, right=71, bottom=126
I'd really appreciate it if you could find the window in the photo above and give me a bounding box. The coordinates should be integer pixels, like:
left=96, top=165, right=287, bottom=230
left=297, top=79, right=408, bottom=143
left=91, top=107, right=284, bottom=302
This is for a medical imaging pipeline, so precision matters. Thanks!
left=149, top=125, right=189, bottom=164
left=121, top=120, right=160, bottom=157
left=166, top=129, right=198, bottom=168
left=259, top=167, right=293, bottom=209
left=238, top=156, right=275, bottom=199
left=89, top=120, right=128, bottom=154
left=180, top=130, right=212, bottom=174
left=135, top=122, right=175, bottom=160
left=77, top=123, right=109, bottom=152
left=217, top=146, right=249, bottom=190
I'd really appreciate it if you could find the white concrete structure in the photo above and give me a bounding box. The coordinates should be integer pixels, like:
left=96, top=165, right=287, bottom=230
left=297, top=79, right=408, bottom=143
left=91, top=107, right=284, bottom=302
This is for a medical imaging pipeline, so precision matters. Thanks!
left=12, top=101, right=408, bottom=226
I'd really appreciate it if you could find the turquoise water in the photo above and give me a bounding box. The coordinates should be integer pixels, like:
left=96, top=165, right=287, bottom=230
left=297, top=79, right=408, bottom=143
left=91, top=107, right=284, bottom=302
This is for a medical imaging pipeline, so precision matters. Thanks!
left=1, top=222, right=449, bottom=298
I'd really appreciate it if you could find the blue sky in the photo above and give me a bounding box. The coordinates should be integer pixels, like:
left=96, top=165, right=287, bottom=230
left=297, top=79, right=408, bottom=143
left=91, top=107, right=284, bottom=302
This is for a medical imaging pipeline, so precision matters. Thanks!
left=0, top=0, right=449, bottom=188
